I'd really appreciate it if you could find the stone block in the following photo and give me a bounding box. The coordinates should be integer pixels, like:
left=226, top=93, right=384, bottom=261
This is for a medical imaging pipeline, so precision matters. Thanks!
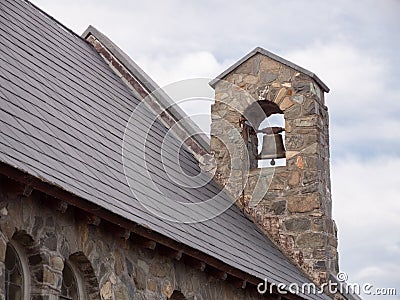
left=260, top=57, right=281, bottom=71
left=292, top=95, right=304, bottom=104
left=313, top=260, right=327, bottom=270
left=274, top=88, right=287, bottom=104
left=278, top=67, right=293, bottom=82
left=279, top=97, right=294, bottom=110
left=267, top=87, right=279, bottom=102
left=303, top=156, right=318, bottom=170
left=147, top=278, right=157, bottom=292
left=162, top=280, right=174, bottom=298
left=284, top=104, right=302, bottom=119
left=114, top=283, right=130, bottom=299
left=270, top=200, right=286, bottom=215
left=285, top=135, right=304, bottom=151
left=301, top=143, right=318, bottom=155
left=303, top=98, right=320, bottom=115
left=231, top=74, right=243, bottom=84
left=43, top=266, right=57, bottom=286
left=134, top=267, right=147, bottom=290
left=100, top=281, right=113, bottom=300
left=236, top=59, right=257, bottom=75
left=114, top=250, right=125, bottom=276
left=285, top=217, right=311, bottom=232
left=312, top=248, right=327, bottom=260
left=328, top=237, right=338, bottom=248
left=259, top=71, right=277, bottom=84
left=269, top=176, right=285, bottom=190
left=50, top=256, right=64, bottom=272
left=296, top=232, right=325, bottom=249
left=243, top=75, right=258, bottom=85
left=43, top=232, right=58, bottom=251
left=0, top=235, right=6, bottom=262
left=288, top=171, right=300, bottom=187
left=303, top=170, right=318, bottom=185
left=294, top=116, right=319, bottom=127
left=149, top=260, right=172, bottom=277
left=215, top=93, right=229, bottom=101
left=293, top=81, right=311, bottom=94
left=296, top=156, right=304, bottom=170
left=300, top=182, right=320, bottom=194
left=287, top=194, right=320, bottom=213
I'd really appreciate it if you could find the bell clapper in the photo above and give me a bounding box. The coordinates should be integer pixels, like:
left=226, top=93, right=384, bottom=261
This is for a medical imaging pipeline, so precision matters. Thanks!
left=270, top=159, right=276, bottom=166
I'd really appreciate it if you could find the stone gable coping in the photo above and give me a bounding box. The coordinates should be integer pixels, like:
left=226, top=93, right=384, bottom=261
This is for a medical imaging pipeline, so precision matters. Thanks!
left=82, top=25, right=210, bottom=155
left=209, top=47, right=330, bottom=93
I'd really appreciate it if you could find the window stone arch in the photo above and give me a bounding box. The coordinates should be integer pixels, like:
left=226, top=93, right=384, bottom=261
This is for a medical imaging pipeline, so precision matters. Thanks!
left=68, top=252, right=100, bottom=300
left=170, top=290, right=187, bottom=300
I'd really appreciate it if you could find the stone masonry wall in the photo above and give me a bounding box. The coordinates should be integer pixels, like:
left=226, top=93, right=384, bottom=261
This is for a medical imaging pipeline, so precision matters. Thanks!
left=210, top=53, right=338, bottom=285
left=0, top=177, right=268, bottom=300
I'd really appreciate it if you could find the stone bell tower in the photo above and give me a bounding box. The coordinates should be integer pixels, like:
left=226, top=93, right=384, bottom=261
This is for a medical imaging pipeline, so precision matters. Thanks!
left=209, top=47, right=338, bottom=285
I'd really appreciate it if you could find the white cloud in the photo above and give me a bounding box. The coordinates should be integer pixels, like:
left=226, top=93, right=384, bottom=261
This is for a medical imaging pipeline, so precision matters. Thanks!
left=285, top=43, right=400, bottom=158
left=135, top=51, right=230, bottom=86
left=332, top=156, right=400, bottom=230
left=284, top=43, right=396, bottom=114
left=332, top=156, right=400, bottom=299
left=133, top=51, right=230, bottom=135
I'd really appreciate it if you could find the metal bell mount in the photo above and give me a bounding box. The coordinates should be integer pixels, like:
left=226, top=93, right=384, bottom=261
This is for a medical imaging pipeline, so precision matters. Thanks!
left=257, top=127, right=286, bottom=165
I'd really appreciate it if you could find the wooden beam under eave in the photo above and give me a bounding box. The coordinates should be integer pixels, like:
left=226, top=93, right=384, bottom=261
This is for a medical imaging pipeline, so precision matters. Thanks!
left=42, top=196, right=69, bottom=213
left=118, top=228, right=131, bottom=240
left=0, top=175, right=29, bottom=196
left=22, top=184, right=33, bottom=197
left=157, top=244, right=183, bottom=261
left=130, top=233, right=156, bottom=250
left=207, top=266, right=228, bottom=281
left=183, top=255, right=206, bottom=272
left=77, top=211, right=101, bottom=226
left=228, top=276, right=247, bottom=289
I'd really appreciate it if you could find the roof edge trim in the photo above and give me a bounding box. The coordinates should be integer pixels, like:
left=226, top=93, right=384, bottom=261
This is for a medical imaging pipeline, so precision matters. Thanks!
left=209, top=47, right=330, bottom=93
left=82, top=25, right=210, bottom=152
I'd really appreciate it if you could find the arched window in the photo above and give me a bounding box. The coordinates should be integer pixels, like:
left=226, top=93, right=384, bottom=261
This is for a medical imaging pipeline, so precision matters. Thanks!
left=5, top=242, right=29, bottom=300
left=60, top=262, right=79, bottom=300
left=5, top=243, right=23, bottom=299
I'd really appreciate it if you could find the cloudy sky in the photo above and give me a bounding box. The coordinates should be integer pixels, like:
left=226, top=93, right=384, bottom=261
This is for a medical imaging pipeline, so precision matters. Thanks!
left=31, top=0, right=400, bottom=298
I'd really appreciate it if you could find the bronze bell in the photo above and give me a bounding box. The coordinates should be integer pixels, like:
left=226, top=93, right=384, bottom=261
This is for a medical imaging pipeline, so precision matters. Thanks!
left=258, top=133, right=286, bottom=165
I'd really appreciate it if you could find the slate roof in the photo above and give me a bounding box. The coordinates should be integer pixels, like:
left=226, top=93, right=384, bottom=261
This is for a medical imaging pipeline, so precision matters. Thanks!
left=0, top=0, right=329, bottom=299
left=209, top=47, right=330, bottom=93
left=82, top=25, right=210, bottom=153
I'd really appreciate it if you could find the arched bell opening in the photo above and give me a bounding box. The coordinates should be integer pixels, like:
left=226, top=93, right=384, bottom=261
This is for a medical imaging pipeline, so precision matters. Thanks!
left=257, top=114, right=286, bottom=168
left=242, top=100, right=286, bottom=169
